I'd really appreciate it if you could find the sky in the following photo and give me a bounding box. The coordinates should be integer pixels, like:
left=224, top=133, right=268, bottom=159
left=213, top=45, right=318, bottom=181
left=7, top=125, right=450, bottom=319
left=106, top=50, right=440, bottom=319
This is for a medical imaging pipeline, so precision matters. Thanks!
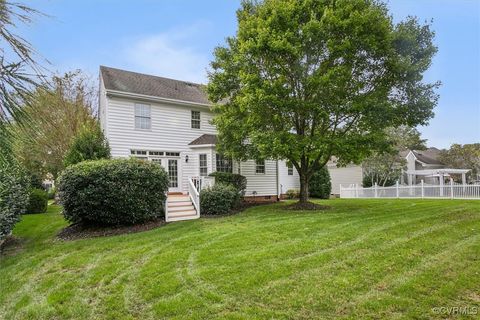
left=15, top=0, right=480, bottom=149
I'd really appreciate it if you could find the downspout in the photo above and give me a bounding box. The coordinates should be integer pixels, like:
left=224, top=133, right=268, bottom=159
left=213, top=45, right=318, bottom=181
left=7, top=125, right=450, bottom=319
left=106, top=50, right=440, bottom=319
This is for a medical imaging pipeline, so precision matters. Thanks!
left=276, top=160, right=280, bottom=201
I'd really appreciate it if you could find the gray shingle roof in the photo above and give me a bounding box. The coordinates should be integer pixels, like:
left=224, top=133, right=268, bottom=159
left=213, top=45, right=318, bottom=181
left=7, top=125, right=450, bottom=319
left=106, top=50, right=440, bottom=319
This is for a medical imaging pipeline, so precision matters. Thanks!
left=188, top=134, right=217, bottom=146
left=412, top=148, right=444, bottom=165
left=100, top=66, right=210, bottom=105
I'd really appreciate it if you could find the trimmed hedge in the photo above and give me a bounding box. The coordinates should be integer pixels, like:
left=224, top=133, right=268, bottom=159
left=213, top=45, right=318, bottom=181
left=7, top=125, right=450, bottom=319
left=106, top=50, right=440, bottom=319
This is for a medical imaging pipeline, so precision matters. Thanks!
left=209, top=172, right=247, bottom=195
left=0, top=163, right=29, bottom=241
left=26, top=188, right=48, bottom=214
left=200, top=183, right=241, bottom=215
left=309, top=166, right=331, bottom=199
left=58, top=159, right=169, bottom=225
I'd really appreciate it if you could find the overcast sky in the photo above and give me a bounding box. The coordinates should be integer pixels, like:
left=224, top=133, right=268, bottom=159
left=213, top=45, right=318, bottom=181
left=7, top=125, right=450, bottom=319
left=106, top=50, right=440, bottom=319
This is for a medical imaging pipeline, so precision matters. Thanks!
left=17, top=0, right=480, bottom=149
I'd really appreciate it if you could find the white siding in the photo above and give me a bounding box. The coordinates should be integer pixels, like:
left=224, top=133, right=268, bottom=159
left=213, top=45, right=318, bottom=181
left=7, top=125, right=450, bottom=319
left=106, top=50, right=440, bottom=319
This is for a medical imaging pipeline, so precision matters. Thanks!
left=105, top=96, right=215, bottom=192
left=328, top=165, right=363, bottom=194
left=278, top=160, right=300, bottom=194
left=239, top=160, right=278, bottom=197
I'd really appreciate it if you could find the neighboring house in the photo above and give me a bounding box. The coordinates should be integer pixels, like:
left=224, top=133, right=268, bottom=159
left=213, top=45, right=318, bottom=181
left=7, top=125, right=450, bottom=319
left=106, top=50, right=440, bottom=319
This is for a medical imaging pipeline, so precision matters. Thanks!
left=399, top=148, right=469, bottom=185
left=98, top=66, right=363, bottom=208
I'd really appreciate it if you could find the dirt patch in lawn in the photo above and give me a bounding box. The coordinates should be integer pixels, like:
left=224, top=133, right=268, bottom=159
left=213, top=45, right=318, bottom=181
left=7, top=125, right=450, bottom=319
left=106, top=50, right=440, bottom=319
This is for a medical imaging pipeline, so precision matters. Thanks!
left=0, top=236, right=25, bottom=256
left=283, top=201, right=330, bottom=211
left=57, top=219, right=166, bottom=241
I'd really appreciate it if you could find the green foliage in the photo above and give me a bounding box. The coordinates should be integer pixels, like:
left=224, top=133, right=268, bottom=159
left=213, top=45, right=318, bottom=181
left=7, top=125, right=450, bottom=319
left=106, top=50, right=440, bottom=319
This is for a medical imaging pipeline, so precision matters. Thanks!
left=64, top=125, right=110, bottom=167
left=11, top=71, right=97, bottom=179
left=208, top=0, right=439, bottom=202
left=285, top=189, right=299, bottom=199
left=0, top=161, right=29, bottom=240
left=309, top=167, right=331, bottom=199
left=439, top=144, right=480, bottom=182
left=26, top=188, right=48, bottom=214
left=47, top=187, right=56, bottom=200
left=209, top=171, right=247, bottom=195
left=200, top=183, right=241, bottom=215
left=58, top=159, right=169, bottom=226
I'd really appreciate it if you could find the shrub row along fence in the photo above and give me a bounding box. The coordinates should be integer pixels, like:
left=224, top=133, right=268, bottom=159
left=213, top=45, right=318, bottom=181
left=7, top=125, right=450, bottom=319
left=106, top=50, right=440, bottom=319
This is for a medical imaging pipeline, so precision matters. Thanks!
left=340, top=181, right=480, bottom=200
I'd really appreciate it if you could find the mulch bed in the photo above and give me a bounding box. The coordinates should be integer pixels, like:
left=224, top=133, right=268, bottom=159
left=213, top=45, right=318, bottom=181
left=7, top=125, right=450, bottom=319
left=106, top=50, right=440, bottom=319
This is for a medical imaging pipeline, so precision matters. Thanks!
left=201, top=201, right=272, bottom=218
left=282, top=201, right=330, bottom=211
left=57, top=219, right=166, bottom=241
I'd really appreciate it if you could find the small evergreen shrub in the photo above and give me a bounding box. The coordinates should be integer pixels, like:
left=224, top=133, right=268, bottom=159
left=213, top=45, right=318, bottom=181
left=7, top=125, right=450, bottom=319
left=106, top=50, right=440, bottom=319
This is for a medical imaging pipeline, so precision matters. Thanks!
left=58, top=159, right=169, bottom=225
left=0, top=162, right=29, bottom=241
left=309, top=166, right=331, bottom=199
left=200, top=183, right=240, bottom=215
left=64, top=124, right=110, bottom=167
left=26, top=188, right=48, bottom=214
left=209, top=172, right=247, bottom=195
left=285, top=189, right=299, bottom=199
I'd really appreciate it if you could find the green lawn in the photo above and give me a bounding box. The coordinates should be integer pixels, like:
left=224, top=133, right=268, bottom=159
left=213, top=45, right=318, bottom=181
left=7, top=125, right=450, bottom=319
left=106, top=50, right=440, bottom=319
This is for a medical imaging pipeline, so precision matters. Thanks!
left=1, top=200, right=479, bottom=319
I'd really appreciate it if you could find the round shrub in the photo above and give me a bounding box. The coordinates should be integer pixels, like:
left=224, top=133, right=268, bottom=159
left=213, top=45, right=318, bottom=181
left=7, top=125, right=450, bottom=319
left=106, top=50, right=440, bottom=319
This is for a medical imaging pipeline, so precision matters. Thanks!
left=309, top=166, right=331, bottom=199
left=200, top=183, right=240, bottom=215
left=285, top=189, right=299, bottom=199
left=26, top=188, right=48, bottom=214
left=0, top=162, right=29, bottom=241
left=209, top=172, right=247, bottom=195
left=58, top=159, right=169, bottom=225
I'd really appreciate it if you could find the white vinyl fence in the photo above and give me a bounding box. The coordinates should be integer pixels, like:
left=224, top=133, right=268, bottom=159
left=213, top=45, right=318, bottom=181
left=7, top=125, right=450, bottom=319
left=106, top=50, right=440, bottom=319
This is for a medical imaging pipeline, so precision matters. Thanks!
left=340, top=181, right=480, bottom=200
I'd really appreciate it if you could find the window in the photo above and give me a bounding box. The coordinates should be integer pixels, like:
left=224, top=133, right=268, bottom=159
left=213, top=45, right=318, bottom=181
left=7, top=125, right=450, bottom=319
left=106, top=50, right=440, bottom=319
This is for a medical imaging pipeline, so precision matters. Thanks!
left=287, top=163, right=293, bottom=175
left=191, top=110, right=200, bottom=129
left=165, top=152, right=180, bottom=157
left=135, top=103, right=151, bottom=129
left=149, top=151, right=164, bottom=156
left=256, top=160, right=265, bottom=174
left=199, top=154, right=207, bottom=176
left=216, top=153, right=233, bottom=173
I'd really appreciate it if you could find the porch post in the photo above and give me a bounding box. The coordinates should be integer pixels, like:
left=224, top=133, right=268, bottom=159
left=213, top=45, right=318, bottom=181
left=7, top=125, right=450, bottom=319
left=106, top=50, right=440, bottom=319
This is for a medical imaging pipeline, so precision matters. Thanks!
left=462, top=172, right=466, bottom=185
left=439, top=173, right=444, bottom=197
left=374, top=182, right=378, bottom=198
left=450, top=178, right=454, bottom=199
left=396, top=180, right=399, bottom=198
left=421, top=180, right=424, bottom=198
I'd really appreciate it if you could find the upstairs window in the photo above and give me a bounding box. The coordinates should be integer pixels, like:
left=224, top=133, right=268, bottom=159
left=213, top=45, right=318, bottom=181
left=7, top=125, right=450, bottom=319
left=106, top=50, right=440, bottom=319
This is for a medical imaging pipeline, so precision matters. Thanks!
left=191, top=110, right=201, bottom=129
left=256, top=160, right=265, bottom=174
left=287, top=163, right=293, bottom=175
left=135, top=103, right=151, bottom=130
left=199, top=154, right=208, bottom=176
left=216, top=153, right=233, bottom=173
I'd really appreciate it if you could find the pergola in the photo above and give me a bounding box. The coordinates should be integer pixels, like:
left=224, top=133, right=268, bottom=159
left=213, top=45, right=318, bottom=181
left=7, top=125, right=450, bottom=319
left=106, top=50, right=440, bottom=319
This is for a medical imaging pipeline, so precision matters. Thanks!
left=405, top=168, right=470, bottom=186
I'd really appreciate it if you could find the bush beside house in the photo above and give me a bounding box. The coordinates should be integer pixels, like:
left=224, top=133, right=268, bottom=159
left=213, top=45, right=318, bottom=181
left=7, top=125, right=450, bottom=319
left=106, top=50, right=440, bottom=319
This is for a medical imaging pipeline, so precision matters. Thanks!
left=209, top=172, right=247, bottom=195
left=26, top=188, right=48, bottom=214
left=58, top=159, right=169, bottom=226
left=200, top=183, right=241, bottom=215
left=64, top=125, right=111, bottom=167
left=309, top=167, right=331, bottom=199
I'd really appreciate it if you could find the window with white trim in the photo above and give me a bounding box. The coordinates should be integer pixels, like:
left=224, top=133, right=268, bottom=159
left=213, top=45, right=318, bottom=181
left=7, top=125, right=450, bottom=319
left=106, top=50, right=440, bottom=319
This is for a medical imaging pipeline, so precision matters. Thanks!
left=134, top=103, right=151, bottom=129
left=256, top=160, right=265, bottom=174
left=216, top=153, right=233, bottom=173
left=199, top=154, right=207, bottom=176
left=287, top=163, right=293, bottom=175
left=191, top=110, right=200, bottom=129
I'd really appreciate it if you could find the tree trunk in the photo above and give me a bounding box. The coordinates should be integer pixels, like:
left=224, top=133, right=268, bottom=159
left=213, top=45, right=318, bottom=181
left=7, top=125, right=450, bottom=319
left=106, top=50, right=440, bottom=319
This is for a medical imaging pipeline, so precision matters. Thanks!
left=299, top=172, right=309, bottom=203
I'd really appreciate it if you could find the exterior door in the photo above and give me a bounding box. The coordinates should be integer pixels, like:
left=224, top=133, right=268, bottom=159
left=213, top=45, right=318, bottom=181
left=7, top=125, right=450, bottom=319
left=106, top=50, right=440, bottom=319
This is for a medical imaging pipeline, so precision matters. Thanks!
left=151, top=158, right=181, bottom=192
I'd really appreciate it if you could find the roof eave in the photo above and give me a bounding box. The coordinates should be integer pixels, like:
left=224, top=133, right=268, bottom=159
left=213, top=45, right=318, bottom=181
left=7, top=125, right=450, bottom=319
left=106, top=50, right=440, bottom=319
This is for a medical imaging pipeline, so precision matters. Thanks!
left=189, top=144, right=216, bottom=148
left=106, top=89, right=211, bottom=108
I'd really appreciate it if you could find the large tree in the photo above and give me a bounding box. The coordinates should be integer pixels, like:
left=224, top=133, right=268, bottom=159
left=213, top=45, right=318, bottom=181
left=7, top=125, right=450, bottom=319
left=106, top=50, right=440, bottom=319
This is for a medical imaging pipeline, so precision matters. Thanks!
left=208, top=0, right=439, bottom=204
left=11, top=71, right=97, bottom=179
left=439, top=143, right=480, bottom=182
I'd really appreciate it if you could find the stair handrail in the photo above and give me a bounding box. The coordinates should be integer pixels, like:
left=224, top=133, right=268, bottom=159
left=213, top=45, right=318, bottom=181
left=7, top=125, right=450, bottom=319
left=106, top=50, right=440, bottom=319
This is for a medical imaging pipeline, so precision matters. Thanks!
left=188, top=177, right=200, bottom=217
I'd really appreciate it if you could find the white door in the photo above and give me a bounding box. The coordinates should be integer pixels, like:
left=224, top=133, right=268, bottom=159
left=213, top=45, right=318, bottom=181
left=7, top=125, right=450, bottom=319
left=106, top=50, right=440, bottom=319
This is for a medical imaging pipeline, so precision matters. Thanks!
left=151, top=158, right=181, bottom=193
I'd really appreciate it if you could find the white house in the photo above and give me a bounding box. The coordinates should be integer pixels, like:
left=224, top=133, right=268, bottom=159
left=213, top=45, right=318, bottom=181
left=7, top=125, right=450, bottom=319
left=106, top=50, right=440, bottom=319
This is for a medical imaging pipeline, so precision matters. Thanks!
left=99, top=66, right=363, bottom=220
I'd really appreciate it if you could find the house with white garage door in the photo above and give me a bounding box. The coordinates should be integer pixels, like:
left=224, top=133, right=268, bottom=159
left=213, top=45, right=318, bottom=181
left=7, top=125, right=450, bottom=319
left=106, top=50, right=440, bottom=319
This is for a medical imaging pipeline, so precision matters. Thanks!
left=99, top=66, right=363, bottom=219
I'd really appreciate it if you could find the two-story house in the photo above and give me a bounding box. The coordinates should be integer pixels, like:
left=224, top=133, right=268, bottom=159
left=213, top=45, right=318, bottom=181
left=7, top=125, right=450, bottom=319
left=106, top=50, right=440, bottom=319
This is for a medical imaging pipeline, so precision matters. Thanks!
left=99, top=66, right=363, bottom=220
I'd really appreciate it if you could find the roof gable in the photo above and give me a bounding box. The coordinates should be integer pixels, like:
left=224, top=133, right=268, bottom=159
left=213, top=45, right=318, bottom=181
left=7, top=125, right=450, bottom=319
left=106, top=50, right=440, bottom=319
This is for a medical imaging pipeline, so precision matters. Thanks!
left=100, top=66, right=210, bottom=105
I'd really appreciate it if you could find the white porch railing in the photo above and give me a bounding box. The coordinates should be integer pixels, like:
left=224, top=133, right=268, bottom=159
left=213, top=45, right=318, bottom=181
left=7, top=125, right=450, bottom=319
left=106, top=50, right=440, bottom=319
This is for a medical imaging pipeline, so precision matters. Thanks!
left=188, top=178, right=200, bottom=217
left=340, top=180, right=480, bottom=200
left=190, top=176, right=215, bottom=192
